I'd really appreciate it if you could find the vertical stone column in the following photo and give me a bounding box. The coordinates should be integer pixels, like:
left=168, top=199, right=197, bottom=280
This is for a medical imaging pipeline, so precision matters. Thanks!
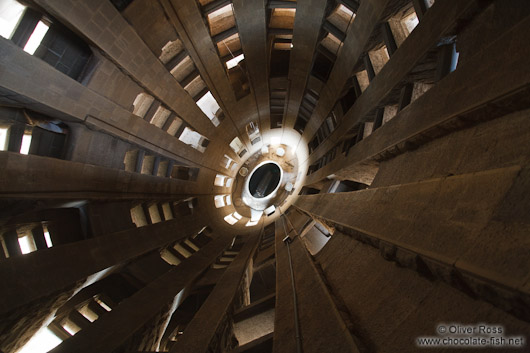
left=273, top=217, right=359, bottom=353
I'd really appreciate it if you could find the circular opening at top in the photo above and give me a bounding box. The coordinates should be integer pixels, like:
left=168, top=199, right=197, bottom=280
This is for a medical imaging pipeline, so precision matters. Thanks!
left=248, top=162, right=281, bottom=198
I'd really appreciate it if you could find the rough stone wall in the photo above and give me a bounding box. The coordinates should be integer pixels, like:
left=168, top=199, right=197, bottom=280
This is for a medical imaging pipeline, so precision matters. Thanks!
left=0, top=283, right=80, bottom=353
left=85, top=52, right=143, bottom=111
left=64, top=123, right=133, bottom=170
left=114, top=301, right=174, bottom=352
left=296, top=75, right=530, bottom=352
left=87, top=201, right=135, bottom=237
left=207, top=313, right=238, bottom=353
left=456, top=0, right=530, bottom=67
left=371, top=109, right=530, bottom=187
left=314, top=231, right=530, bottom=353
left=122, top=0, right=178, bottom=57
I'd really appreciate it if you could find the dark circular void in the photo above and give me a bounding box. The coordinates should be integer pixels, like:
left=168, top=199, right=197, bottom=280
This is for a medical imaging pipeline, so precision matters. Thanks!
left=249, top=163, right=281, bottom=198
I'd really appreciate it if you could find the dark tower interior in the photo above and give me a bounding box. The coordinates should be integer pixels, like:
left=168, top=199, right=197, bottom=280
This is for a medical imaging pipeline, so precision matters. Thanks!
left=0, top=0, right=530, bottom=352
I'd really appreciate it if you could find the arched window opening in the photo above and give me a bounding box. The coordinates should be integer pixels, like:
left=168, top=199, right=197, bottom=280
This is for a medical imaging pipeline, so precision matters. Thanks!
left=130, top=204, right=148, bottom=227
left=17, top=229, right=37, bottom=254
left=214, top=174, right=227, bottom=187
left=388, top=4, right=419, bottom=47
left=246, top=121, right=260, bottom=141
left=224, top=212, right=242, bottom=225
left=227, top=53, right=244, bottom=70
left=300, top=219, right=333, bottom=256
left=132, top=93, right=155, bottom=118
left=214, top=194, right=232, bottom=208
left=229, top=136, right=247, bottom=157
left=196, top=91, right=221, bottom=127
left=147, top=203, right=162, bottom=224
left=178, top=127, right=209, bottom=153
left=221, top=154, right=235, bottom=170
left=0, top=223, right=54, bottom=258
